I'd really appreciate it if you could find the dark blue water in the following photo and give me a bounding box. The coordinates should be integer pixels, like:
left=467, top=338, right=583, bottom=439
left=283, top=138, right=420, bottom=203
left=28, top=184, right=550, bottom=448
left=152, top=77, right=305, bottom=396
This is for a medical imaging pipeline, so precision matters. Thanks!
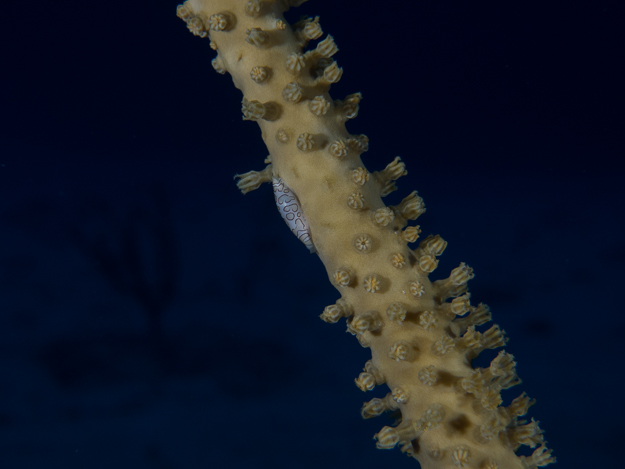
left=1, top=0, right=622, bottom=467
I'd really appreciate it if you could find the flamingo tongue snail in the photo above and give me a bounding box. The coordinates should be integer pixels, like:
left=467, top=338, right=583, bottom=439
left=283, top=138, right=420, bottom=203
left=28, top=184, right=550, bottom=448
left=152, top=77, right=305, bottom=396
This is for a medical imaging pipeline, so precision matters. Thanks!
left=272, top=176, right=316, bottom=253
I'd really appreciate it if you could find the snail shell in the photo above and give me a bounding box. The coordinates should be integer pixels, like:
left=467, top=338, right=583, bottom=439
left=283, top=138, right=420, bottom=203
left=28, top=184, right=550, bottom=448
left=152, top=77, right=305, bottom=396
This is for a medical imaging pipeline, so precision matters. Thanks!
left=272, top=176, right=316, bottom=253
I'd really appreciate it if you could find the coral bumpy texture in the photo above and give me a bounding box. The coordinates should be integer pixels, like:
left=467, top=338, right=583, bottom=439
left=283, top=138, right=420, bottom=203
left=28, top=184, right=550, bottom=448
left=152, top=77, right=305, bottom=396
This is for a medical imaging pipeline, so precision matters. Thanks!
left=177, top=1, right=556, bottom=468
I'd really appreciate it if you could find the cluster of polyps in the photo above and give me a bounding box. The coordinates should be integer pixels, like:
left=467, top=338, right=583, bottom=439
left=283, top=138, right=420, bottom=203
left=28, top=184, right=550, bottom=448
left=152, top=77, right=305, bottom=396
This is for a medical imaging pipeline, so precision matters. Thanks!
left=178, top=1, right=555, bottom=468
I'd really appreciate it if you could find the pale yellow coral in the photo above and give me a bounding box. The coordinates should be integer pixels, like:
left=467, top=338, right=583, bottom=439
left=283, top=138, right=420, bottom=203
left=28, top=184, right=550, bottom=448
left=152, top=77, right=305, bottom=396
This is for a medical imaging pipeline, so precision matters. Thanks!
left=178, top=1, right=554, bottom=467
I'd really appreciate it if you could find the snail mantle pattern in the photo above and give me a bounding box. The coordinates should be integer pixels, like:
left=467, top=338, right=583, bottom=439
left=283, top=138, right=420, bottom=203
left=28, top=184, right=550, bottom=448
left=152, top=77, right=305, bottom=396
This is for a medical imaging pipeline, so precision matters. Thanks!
left=272, top=175, right=316, bottom=253
left=177, top=1, right=555, bottom=468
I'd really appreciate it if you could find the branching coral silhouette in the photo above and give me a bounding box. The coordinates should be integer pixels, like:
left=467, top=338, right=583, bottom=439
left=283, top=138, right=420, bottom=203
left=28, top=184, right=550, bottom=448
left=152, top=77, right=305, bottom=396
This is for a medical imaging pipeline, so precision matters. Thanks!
left=69, top=183, right=178, bottom=365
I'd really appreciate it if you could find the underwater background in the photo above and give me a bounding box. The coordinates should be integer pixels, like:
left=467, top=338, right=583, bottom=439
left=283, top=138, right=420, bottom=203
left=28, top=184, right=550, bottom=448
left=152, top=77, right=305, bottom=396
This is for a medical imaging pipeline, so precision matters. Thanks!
left=1, top=0, right=623, bottom=467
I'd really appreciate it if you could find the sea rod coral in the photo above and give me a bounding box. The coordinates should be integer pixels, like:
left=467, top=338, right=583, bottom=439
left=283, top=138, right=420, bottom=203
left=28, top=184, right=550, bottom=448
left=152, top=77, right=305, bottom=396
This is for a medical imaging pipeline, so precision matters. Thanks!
left=176, top=1, right=556, bottom=467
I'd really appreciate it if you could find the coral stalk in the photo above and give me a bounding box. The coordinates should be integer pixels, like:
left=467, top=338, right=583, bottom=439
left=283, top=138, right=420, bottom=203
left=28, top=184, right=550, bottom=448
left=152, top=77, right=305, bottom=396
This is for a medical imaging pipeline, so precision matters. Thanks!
left=177, top=1, right=555, bottom=467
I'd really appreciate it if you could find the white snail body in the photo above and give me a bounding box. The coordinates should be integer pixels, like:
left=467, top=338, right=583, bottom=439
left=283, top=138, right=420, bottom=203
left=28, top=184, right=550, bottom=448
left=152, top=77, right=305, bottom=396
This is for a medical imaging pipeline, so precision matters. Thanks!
left=272, top=176, right=316, bottom=253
